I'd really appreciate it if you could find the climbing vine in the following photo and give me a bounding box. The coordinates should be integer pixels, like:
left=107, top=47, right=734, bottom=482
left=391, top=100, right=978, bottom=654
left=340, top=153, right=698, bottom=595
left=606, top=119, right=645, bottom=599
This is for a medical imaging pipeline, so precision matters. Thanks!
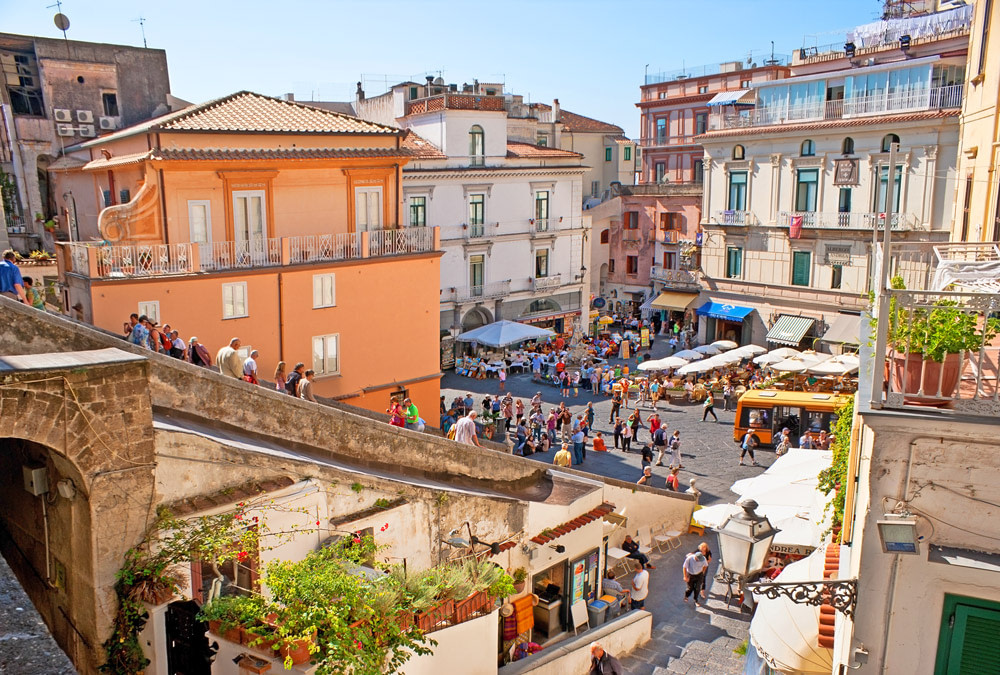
left=817, top=396, right=855, bottom=540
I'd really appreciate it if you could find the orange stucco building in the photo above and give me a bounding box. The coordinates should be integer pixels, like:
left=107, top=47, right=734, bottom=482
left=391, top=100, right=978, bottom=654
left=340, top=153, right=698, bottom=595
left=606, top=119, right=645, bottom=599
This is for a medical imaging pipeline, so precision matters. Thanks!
left=54, top=91, right=443, bottom=417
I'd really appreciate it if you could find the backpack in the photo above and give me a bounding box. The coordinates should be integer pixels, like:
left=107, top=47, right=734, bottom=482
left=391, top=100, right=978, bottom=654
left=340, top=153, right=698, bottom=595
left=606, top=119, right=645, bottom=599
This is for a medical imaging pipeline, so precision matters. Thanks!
left=653, top=428, right=666, bottom=446
left=285, top=371, right=301, bottom=396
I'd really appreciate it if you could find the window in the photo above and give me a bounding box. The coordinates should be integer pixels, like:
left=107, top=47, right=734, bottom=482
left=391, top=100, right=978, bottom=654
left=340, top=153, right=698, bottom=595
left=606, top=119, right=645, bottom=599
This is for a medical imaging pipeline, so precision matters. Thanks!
left=535, top=191, right=549, bottom=224
left=725, top=247, right=743, bottom=278
left=732, top=145, right=745, bottom=160
left=409, top=86, right=418, bottom=100
left=5, top=53, right=44, bottom=116
left=698, top=84, right=709, bottom=94
left=977, top=0, right=993, bottom=75
left=103, top=190, right=113, bottom=207
left=655, top=118, right=666, bottom=143
left=233, top=190, right=266, bottom=243
left=624, top=212, right=639, bottom=230
left=102, top=92, right=119, bottom=117
left=842, top=137, right=855, bottom=155
left=664, top=251, right=677, bottom=269
left=222, top=282, right=248, bottom=319
left=469, top=254, right=484, bottom=293
left=626, top=255, right=638, bottom=274
left=119, top=189, right=131, bottom=203
left=791, top=251, right=811, bottom=286
left=624, top=146, right=632, bottom=161
left=876, top=165, right=903, bottom=214
left=537, top=134, right=548, bottom=147
left=693, top=158, right=704, bottom=183
left=881, top=133, right=900, bottom=153
left=660, top=212, right=681, bottom=230
left=188, top=200, right=212, bottom=243
left=312, top=334, right=340, bottom=376
left=469, top=125, right=485, bottom=165
left=935, top=594, right=1000, bottom=672
left=605, top=147, right=612, bottom=161
left=655, top=162, right=666, bottom=183
left=354, top=186, right=381, bottom=232
left=801, top=139, right=815, bottom=156
left=831, top=265, right=843, bottom=289
left=609, top=258, right=616, bottom=273
left=728, top=171, right=747, bottom=210
left=695, top=112, right=708, bottom=135
left=138, top=301, right=160, bottom=323
left=741, top=79, right=752, bottom=89
left=313, top=273, right=336, bottom=308
left=600, top=228, right=610, bottom=244
left=795, top=169, right=819, bottom=212
left=535, top=249, right=549, bottom=277
left=838, top=188, right=852, bottom=225
left=469, top=194, right=485, bottom=236
left=409, top=196, right=426, bottom=227
left=591, top=180, right=600, bottom=197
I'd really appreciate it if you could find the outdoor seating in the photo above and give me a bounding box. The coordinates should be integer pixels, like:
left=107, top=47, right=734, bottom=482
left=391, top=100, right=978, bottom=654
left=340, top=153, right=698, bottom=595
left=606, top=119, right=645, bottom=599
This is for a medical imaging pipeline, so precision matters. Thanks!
left=605, top=545, right=630, bottom=577
left=653, top=527, right=682, bottom=552
left=635, top=526, right=655, bottom=556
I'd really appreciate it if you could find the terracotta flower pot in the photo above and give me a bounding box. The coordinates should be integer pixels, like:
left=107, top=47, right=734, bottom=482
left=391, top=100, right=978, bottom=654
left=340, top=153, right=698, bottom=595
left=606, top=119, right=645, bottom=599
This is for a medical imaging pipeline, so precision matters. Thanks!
left=415, top=598, right=455, bottom=632
left=890, top=352, right=961, bottom=406
left=279, top=636, right=315, bottom=666
left=207, top=620, right=242, bottom=644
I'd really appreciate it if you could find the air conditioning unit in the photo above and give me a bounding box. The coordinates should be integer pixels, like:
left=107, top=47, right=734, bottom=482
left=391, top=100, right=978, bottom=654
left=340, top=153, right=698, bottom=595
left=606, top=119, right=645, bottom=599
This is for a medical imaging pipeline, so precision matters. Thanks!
left=56, top=123, right=75, bottom=137
left=76, top=110, right=94, bottom=123
left=53, top=108, right=72, bottom=122
left=78, top=124, right=96, bottom=138
left=98, top=115, right=121, bottom=130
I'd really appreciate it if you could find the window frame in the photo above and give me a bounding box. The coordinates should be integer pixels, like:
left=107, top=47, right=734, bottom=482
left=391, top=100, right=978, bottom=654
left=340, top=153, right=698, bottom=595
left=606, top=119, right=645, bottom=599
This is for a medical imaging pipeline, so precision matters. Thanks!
left=791, top=250, right=812, bottom=287
left=881, top=133, right=900, bottom=153
left=534, top=191, right=550, bottom=223
left=232, top=189, right=267, bottom=244
left=725, top=246, right=743, bottom=279
left=222, top=281, right=249, bottom=319
left=728, top=171, right=748, bottom=211
left=408, top=195, right=427, bottom=227
left=187, top=200, right=212, bottom=244
left=800, top=139, right=816, bottom=156
left=655, top=162, right=666, bottom=183
left=313, top=273, right=336, bottom=309
left=102, top=92, right=119, bottom=117
left=876, top=165, right=903, bottom=214
left=842, top=137, right=855, bottom=155
left=623, top=146, right=632, bottom=161
left=795, top=169, right=819, bottom=213
left=604, top=147, right=613, bottom=162
left=624, top=211, right=639, bottom=230
left=831, top=264, right=843, bottom=290
left=695, top=112, right=708, bottom=135
left=469, top=125, right=485, bottom=165
left=732, top=145, right=745, bottom=160
left=535, top=249, right=549, bottom=278
left=311, top=333, right=341, bottom=376
left=625, top=255, right=639, bottom=275
left=353, top=186, right=382, bottom=233
left=934, top=593, right=1000, bottom=674
left=468, top=193, right=485, bottom=228
left=138, top=301, right=160, bottom=323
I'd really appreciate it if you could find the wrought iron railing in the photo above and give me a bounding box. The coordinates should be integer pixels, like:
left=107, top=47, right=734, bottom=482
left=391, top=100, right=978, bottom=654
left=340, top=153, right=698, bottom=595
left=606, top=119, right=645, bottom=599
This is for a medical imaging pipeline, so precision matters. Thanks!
left=779, top=211, right=918, bottom=231
left=369, top=227, right=435, bottom=256
left=452, top=280, right=511, bottom=302
left=288, top=233, right=360, bottom=263
left=90, top=243, right=196, bottom=277
left=713, top=210, right=756, bottom=226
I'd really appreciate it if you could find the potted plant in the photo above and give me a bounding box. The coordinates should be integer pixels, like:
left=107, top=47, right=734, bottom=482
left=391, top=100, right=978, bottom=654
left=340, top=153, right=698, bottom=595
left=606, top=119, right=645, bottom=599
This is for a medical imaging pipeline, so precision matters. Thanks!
left=879, top=276, right=1000, bottom=405
left=198, top=595, right=261, bottom=644
left=511, top=567, right=528, bottom=594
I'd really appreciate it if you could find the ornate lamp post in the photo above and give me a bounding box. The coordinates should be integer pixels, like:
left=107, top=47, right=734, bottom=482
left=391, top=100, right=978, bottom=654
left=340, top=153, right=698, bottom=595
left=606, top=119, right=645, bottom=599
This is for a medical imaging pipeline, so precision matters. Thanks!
left=716, top=498, right=779, bottom=587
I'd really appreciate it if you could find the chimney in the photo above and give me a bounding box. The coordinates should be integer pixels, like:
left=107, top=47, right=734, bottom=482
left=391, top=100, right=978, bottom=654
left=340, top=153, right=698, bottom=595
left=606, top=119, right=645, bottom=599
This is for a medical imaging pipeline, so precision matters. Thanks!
left=474, top=78, right=479, bottom=94
left=553, top=98, right=562, bottom=147
left=356, top=82, right=365, bottom=102
left=282, top=93, right=295, bottom=102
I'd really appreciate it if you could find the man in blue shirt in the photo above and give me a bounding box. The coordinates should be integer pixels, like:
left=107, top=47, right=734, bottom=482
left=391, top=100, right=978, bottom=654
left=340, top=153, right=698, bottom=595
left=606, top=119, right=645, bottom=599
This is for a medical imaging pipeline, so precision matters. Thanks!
left=0, top=250, right=27, bottom=303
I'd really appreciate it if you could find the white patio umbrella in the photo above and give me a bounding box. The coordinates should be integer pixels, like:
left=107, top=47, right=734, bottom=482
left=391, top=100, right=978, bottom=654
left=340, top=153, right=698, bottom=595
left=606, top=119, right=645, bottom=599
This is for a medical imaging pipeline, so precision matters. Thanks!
left=805, top=353, right=860, bottom=376
left=771, top=351, right=830, bottom=373
left=711, top=339, right=739, bottom=350
left=696, top=503, right=802, bottom=530
left=454, top=320, right=554, bottom=348
left=678, top=359, right=719, bottom=375
left=753, top=347, right=801, bottom=365
left=712, top=350, right=745, bottom=366
left=637, top=355, right=689, bottom=371
left=694, top=344, right=722, bottom=355
left=673, top=349, right=704, bottom=360
left=732, top=344, right=767, bottom=357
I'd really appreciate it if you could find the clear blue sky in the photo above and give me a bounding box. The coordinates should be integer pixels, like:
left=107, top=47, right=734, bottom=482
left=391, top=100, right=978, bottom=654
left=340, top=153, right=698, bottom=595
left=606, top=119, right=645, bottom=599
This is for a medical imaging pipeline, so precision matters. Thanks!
left=4, top=0, right=882, bottom=138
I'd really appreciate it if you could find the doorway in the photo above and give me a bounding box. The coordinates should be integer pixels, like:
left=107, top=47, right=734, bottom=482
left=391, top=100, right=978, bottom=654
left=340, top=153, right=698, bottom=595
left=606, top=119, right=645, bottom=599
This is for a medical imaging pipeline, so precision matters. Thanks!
left=166, top=600, right=214, bottom=675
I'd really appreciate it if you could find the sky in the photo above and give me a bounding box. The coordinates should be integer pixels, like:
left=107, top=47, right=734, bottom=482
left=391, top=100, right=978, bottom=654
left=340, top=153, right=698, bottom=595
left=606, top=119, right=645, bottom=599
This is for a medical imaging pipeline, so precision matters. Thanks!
left=3, top=0, right=885, bottom=138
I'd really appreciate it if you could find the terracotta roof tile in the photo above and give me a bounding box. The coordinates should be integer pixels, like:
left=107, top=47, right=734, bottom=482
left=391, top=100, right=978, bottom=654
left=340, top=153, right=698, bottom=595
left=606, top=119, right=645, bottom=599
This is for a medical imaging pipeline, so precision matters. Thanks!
left=162, top=476, right=296, bottom=517
left=151, top=147, right=412, bottom=162
left=81, top=151, right=151, bottom=171
left=506, top=141, right=582, bottom=159
left=532, top=104, right=624, bottom=134
left=529, top=502, right=616, bottom=544
left=400, top=129, right=446, bottom=159
left=818, top=543, right=840, bottom=649
left=696, top=108, right=959, bottom=140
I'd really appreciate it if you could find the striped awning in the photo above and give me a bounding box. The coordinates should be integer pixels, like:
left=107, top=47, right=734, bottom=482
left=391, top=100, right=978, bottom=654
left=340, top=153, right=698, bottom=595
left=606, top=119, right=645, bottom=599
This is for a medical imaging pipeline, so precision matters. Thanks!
left=706, top=90, right=756, bottom=106
left=766, top=315, right=816, bottom=346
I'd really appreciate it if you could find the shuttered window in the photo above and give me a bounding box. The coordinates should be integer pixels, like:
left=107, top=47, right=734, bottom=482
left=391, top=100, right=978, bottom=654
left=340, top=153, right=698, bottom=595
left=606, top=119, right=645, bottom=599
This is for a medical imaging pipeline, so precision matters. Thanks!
left=935, top=595, right=1000, bottom=674
left=791, top=251, right=811, bottom=287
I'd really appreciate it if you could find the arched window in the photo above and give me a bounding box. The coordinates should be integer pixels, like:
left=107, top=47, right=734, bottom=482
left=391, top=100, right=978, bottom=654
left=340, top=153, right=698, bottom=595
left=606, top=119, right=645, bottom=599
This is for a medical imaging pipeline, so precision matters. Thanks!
left=842, top=137, right=855, bottom=155
left=600, top=228, right=610, bottom=244
left=732, top=145, right=745, bottom=160
left=469, top=125, right=485, bottom=166
left=881, top=133, right=900, bottom=153
left=527, top=298, right=560, bottom=315
left=801, top=139, right=816, bottom=156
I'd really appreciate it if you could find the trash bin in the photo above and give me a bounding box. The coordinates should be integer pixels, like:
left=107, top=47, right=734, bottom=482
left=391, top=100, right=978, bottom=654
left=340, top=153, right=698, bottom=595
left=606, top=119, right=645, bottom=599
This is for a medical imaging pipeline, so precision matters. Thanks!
left=587, top=599, right=608, bottom=627
left=600, top=593, right=621, bottom=618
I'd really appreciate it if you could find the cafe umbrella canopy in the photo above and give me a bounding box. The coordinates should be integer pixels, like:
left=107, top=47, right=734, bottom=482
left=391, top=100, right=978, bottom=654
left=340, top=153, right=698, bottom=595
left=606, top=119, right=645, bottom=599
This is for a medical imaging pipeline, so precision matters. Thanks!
left=455, top=320, right=556, bottom=348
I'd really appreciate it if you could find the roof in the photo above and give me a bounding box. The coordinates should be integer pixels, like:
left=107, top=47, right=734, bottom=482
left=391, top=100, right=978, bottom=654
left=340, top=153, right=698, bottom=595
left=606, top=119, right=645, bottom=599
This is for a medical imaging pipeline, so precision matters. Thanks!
left=400, top=129, right=446, bottom=159
left=506, top=141, right=582, bottom=159
left=81, top=145, right=416, bottom=171
left=528, top=502, right=616, bottom=545
left=305, top=101, right=357, bottom=116
left=697, top=108, right=959, bottom=140
left=162, top=476, right=296, bottom=516
left=82, top=150, right=152, bottom=171
left=610, top=136, right=634, bottom=145
left=532, top=103, right=624, bottom=134
left=81, top=91, right=399, bottom=148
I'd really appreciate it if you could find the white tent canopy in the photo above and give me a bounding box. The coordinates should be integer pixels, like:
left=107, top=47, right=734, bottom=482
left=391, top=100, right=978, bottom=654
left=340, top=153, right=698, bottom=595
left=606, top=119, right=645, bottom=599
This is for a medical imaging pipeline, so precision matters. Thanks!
left=711, top=340, right=739, bottom=350
left=806, top=353, right=860, bottom=376
left=770, top=351, right=831, bottom=373
left=694, top=344, right=722, bottom=355
left=732, top=344, right=767, bottom=358
left=638, top=355, right=690, bottom=371
left=454, top=320, right=555, bottom=347
left=673, top=349, right=705, bottom=360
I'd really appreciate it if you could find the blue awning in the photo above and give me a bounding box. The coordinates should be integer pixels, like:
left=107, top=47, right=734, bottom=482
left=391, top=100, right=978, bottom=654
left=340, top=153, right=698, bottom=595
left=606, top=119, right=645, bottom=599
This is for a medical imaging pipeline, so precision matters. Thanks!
left=706, top=90, right=756, bottom=106
left=696, top=301, right=755, bottom=321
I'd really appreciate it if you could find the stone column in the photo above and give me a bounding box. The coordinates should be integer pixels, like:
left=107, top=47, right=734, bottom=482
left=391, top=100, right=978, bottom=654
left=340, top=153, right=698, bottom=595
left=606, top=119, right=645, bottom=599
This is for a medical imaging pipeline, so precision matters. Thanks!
left=769, top=153, right=782, bottom=225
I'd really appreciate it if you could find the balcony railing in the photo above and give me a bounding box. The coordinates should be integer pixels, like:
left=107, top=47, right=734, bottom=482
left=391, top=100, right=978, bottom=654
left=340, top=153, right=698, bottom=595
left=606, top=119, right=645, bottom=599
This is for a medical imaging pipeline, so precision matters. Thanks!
left=710, top=84, right=963, bottom=130
left=713, top=210, right=757, bottom=226
left=61, top=228, right=440, bottom=279
left=532, top=218, right=554, bottom=233
left=650, top=265, right=699, bottom=288
left=452, top=280, right=511, bottom=302
left=639, top=135, right=698, bottom=148
left=288, top=233, right=360, bottom=263
left=532, top=274, right=562, bottom=291
left=406, top=93, right=505, bottom=115
left=779, top=211, right=919, bottom=231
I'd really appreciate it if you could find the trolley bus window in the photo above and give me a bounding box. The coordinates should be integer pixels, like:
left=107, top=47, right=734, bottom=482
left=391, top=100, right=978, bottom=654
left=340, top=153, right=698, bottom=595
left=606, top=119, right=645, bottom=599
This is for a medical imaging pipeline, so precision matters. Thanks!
left=806, top=410, right=836, bottom=432
left=741, top=407, right=770, bottom=428
left=773, top=406, right=801, bottom=437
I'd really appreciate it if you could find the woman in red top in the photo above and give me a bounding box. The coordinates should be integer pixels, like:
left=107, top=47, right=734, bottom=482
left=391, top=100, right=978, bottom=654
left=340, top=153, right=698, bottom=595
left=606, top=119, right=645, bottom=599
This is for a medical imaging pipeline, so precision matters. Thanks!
left=665, top=467, right=681, bottom=491
left=386, top=397, right=406, bottom=427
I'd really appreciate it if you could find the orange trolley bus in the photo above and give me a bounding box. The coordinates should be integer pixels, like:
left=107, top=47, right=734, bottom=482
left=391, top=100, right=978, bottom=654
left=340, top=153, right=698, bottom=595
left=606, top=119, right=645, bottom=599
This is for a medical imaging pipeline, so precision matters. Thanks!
left=732, top=390, right=852, bottom=447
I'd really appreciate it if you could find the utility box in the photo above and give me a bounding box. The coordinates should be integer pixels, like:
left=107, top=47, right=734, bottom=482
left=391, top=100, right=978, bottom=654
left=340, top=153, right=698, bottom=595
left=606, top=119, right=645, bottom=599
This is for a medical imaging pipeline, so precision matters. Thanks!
left=23, top=465, right=48, bottom=496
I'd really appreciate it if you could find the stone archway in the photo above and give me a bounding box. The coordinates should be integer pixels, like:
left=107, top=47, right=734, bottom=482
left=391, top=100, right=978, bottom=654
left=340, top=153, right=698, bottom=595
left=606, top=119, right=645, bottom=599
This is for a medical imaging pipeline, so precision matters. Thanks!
left=0, top=353, right=156, bottom=674
left=461, top=306, right=493, bottom=331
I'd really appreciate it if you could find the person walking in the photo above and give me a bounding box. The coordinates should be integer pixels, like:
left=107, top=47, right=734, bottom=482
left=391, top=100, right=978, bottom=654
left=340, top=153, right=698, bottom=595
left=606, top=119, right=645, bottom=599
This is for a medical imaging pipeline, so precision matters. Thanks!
left=558, top=404, right=573, bottom=443
left=683, top=549, right=710, bottom=605
left=775, top=428, right=792, bottom=457
left=636, top=466, right=654, bottom=485
left=628, top=410, right=644, bottom=444
left=589, top=643, right=624, bottom=675
left=273, top=361, right=287, bottom=393
left=669, top=430, right=683, bottom=469
left=649, top=379, right=660, bottom=411
left=387, top=397, right=406, bottom=427
left=630, top=559, right=650, bottom=610
left=299, top=369, right=317, bottom=402
left=609, top=388, right=622, bottom=423
left=665, top=466, right=681, bottom=491
left=620, top=421, right=633, bottom=454
left=585, top=401, right=595, bottom=433
left=285, top=362, right=305, bottom=396
left=652, top=423, right=668, bottom=467
left=640, top=443, right=654, bottom=468
left=187, top=337, right=212, bottom=368
left=403, top=398, right=420, bottom=430
left=515, top=398, right=525, bottom=424
left=740, top=429, right=759, bottom=466
left=22, top=276, right=45, bottom=309
left=723, top=382, right=734, bottom=411
left=0, top=250, right=28, bottom=303
left=701, top=391, right=719, bottom=422
left=613, top=417, right=624, bottom=450
left=453, top=411, right=481, bottom=447
left=498, top=366, right=507, bottom=392
left=546, top=408, right=558, bottom=446
left=216, top=338, right=244, bottom=379
left=243, top=350, right=260, bottom=385
left=501, top=395, right=514, bottom=434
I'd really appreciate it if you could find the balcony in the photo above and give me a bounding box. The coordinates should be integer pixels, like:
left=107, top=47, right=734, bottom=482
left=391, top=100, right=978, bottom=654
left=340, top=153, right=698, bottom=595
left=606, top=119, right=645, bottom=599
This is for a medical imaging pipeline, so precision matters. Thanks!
left=869, top=241, right=1000, bottom=418
left=657, top=229, right=680, bottom=244
left=618, top=183, right=703, bottom=198
left=530, top=218, right=559, bottom=238
left=532, top=274, right=562, bottom=291
left=639, top=135, right=698, bottom=148
left=450, top=280, right=511, bottom=302
left=712, top=210, right=758, bottom=226
left=779, top=211, right=919, bottom=232
left=60, top=228, right=440, bottom=280
left=644, top=55, right=792, bottom=86
left=406, top=93, right=505, bottom=115
left=650, top=265, right=699, bottom=291
left=710, top=84, right=963, bottom=131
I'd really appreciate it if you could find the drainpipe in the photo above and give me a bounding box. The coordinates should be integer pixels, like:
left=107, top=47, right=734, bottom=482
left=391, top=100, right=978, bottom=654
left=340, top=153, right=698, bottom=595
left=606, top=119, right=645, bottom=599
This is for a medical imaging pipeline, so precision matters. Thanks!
left=277, top=272, right=285, bottom=362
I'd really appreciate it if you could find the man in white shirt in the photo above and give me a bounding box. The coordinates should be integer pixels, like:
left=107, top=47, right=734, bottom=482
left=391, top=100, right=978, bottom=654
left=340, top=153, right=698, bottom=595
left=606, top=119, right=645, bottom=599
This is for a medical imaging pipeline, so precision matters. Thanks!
left=683, top=551, right=710, bottom=605
left=243, top=349, right=259, bottom=384
left=216, top=337, right=243, bottom=379
left=452, top=411, right=481, bottom=447
left=630, top=559, right=649, bottom=610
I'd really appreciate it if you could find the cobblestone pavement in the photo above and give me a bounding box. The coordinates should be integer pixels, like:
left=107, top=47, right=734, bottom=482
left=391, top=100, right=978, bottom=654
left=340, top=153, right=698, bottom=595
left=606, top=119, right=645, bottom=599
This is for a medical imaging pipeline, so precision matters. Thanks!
left=441, top=336, right=766, bottom=674
left=0, top=555, right=75, bottom=674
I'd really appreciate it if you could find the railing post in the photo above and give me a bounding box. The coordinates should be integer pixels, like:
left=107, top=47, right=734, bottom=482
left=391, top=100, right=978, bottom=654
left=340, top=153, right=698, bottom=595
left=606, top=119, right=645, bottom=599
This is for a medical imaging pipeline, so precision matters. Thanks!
left=189, top=243, right=201, bottom=273
left=280, top=237, right=291, bottom=266
left=361, top=230, right=371, bottom=258
left=87, top=246, right=100, bottom=278
left=433, top=225, right=440, bottom=251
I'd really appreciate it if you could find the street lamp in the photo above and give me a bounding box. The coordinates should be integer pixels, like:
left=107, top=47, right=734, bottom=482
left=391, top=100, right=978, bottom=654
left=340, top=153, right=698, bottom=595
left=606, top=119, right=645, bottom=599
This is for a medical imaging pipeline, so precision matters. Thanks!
left=716, top=498, right=779, bottom=583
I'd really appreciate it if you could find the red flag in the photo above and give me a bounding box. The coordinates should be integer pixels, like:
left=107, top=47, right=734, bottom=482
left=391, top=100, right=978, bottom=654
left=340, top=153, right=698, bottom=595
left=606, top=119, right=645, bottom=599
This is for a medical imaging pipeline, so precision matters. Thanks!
left=790, top=214, right=803, bottom=239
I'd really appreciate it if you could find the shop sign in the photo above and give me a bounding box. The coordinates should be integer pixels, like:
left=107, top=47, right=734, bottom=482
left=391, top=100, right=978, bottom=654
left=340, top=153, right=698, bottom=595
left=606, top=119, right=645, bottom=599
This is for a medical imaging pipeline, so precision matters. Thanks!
left=640, top=328, right=649, bottom=348
left=770, top=543, right=815, bottom=556
left=592, top=297, right=606, bottom=309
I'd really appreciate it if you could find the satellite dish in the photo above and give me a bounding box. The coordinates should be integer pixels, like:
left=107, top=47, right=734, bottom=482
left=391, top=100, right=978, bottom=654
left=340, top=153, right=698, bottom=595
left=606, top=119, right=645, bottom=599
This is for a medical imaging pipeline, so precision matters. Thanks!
left=54, top=13, right=71, bottom=31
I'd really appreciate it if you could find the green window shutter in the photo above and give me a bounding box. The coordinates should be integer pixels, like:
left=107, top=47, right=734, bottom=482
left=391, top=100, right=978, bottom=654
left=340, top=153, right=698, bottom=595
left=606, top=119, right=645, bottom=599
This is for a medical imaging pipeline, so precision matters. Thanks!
left=605, top=147, right=612, bottom=161
left=792, top=251, right=811, bottom=286
left=948, top=605, right=1000, bottom=673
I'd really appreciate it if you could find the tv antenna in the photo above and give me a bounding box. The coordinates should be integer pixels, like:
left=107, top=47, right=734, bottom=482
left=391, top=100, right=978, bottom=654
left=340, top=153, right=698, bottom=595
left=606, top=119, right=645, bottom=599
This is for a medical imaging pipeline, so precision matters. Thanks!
left=48, top=1, right=70, bottom=39
left=133, top=16, right=148, bottom=48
